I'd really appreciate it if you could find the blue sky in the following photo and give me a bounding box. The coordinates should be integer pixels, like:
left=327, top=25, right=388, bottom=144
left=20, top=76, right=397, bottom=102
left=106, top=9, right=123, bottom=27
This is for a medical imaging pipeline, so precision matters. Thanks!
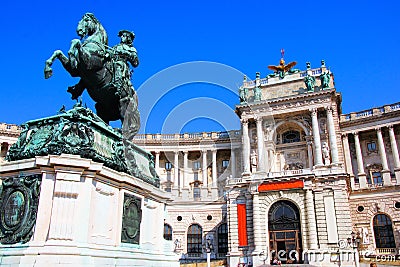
left=0, top=1, right=399, bottom=134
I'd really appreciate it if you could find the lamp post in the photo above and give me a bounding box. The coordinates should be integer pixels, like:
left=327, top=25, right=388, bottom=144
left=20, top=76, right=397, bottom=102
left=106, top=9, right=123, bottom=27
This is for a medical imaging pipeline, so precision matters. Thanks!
left=347, top=231, right=360, bottom=267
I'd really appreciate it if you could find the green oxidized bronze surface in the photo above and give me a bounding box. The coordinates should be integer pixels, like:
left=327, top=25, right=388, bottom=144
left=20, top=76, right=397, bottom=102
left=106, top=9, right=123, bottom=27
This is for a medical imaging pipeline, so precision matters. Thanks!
left=0, top=174, right=41, bottom=244
left=44, top=13, right=140, bottom=138
left=5, top=104, right=160, bottom=188
left=121, top=193, right=142, bottom=244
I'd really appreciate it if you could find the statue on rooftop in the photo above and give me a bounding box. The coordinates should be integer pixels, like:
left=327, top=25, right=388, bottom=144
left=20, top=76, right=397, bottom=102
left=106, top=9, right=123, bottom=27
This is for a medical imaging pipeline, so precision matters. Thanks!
left=239, top=86, right=248, bottom=103
left=304, top=75, right=316, bottom=92
left=44, top=13, right=140, bottom=138
left=267, top=49, right=297, bottom=79
left=320, top=71, right=331, bottom=89
left=253, top=86, right=261, bottom=101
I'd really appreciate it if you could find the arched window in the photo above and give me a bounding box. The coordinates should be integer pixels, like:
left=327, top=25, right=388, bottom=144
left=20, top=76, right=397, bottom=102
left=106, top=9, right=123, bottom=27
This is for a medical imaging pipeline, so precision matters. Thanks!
left=217, top=223, right=228, bottom=257
left=163, top=223, right=172, bottom=240
left=187, top=224, right=202, bottom=257
left=373, top=214, right=396, bottom=248
left=268, top=200, right=300, bottom=230
left=282, top=130, right=300, bottom=144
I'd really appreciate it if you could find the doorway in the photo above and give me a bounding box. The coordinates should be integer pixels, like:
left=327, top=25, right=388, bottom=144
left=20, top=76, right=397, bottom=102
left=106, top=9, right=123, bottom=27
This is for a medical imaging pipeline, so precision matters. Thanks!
left=268, top=200, right=302, bottom=264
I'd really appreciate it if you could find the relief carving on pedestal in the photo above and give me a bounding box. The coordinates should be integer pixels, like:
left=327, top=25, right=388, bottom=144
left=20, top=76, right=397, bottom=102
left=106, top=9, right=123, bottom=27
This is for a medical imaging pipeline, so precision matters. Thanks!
left=0, top=174, right=41, bottom=244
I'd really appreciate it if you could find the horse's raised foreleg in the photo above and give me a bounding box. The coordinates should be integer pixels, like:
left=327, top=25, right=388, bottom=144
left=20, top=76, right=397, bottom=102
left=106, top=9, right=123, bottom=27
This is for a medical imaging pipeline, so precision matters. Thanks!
left=44, top=50, right=69, bottom=79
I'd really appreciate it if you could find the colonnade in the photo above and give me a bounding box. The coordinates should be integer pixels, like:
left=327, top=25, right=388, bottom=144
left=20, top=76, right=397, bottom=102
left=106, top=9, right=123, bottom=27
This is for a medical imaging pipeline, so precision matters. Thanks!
left=152, top=149, right=238, bottom=189
left=240, top=106, right=340, bottom=174
left=342, top=125, right=400, bottom=188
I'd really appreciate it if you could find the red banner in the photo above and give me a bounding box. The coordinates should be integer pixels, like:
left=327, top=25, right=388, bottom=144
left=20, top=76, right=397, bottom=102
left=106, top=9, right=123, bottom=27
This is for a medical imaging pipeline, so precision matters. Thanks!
left=237, top=203, right=248, bottom=246
left=258, top=180, right=304, bottom=192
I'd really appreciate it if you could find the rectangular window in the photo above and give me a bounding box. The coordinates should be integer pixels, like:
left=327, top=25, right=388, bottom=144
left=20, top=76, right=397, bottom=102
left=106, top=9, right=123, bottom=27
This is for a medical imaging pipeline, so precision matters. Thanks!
left=222, top=160, right=229, bottom=169
left=193, top=161, right=201, bottom=170
left=372, top=172, right=383, bottom=185
left=165, top=162, right=172, bottom=171
left=193, top=187, right=201, bottom=199
left=367, top=141, right=377, bottom=152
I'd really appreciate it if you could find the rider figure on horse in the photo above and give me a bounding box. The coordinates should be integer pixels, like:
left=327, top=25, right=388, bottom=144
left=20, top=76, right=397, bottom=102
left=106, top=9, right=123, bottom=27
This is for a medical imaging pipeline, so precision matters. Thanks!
left=111, top=30, right=139, bottom=97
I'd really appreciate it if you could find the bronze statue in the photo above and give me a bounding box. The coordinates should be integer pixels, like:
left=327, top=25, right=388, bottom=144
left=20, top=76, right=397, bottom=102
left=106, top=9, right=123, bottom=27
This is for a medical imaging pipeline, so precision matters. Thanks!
left=320, top=71, right=331, bottom=89
left=44, top=13, right=140, bottom=137
left=304, top=75, right=316, bottom=92
left=111, top=30, right=139, bottom=94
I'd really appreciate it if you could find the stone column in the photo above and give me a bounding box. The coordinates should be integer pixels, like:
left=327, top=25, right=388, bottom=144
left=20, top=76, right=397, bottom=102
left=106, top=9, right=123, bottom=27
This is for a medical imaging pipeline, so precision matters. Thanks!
left=256, top=116, right=265, bottom=171
left=252, top=192, right=262, bottom=253
left=202, top=150, right=207, bottom=184
left=388, top=125, right=400, bottom=185
left=305, top=189, right=318, bottom=249
left=241, top=119, right=251, bottom=175
left=353, top=132, right=367, bottom=188
left=265, top=148, right=270, bottom=172
left=155, top=151, right=160, bottom=175
left=183, top=150, right=189, bottom=189
left=388, top=125, right=400, bottom=168
left=231, top=149, right=236, bottom=178
left=212, top=149, right=217, bottom=187
left=310, top=108, right=323, bottom=167
left=306, top=137, right=313, bottom=170
left=342, top=134, right=355, bottom=188
left=326, top=106, right=339, bottom=164
left=174, top=150, right=179, bottom=188
left=376, top=128, right=391, bottom=185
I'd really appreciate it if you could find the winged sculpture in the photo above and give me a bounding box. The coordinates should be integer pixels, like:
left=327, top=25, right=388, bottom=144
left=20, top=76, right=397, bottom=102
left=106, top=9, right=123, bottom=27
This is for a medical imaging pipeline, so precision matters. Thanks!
left=267, top=49, right=297, bottom=78
left=268, top=58, right=297, bottom=73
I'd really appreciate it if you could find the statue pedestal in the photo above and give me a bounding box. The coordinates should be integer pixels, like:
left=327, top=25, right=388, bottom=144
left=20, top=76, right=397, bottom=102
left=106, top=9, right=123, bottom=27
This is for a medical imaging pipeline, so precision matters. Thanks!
left=0, top=155, right=179, bottom=267
left=0, top=107, right=179, bottom=266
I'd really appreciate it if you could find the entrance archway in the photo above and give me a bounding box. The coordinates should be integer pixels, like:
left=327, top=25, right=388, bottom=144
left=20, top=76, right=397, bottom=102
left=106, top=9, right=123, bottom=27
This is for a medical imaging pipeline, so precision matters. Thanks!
left=268, top=200, right=302, bottom=264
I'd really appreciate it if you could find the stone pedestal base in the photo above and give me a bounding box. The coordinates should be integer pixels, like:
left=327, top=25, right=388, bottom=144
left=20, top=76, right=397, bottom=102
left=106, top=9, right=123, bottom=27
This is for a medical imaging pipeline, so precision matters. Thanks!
left=382, top=170, right=392, bottom=186
left=0, top=155, right=179, bottom=267
left=395, top=169, right=400, bottom=185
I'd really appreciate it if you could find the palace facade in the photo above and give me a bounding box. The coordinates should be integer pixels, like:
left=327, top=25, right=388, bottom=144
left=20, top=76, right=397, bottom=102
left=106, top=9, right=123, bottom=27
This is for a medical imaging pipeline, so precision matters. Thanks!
left=1, top=60, right=400, bottom=266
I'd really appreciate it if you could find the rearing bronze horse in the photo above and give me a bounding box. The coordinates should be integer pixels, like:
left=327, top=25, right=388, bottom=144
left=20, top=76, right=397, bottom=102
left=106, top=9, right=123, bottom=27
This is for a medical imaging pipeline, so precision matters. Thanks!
left=44, top=13, right=140, bottom=138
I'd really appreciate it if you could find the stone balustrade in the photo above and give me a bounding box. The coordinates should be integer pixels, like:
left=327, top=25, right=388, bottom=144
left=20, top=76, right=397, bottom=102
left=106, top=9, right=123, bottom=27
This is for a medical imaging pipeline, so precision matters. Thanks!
left=133, top=130, right=241, bottom=142
left=242, top=67, right=324, bottom=89
left=340, top=102, right=400, bottom=122
left=226, top=168, right=345, bottom=186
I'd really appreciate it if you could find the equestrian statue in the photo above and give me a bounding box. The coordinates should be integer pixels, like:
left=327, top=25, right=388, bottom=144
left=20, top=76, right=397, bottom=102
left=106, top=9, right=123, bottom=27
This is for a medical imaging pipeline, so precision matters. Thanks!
left=44, top=13, right=140, bottom=139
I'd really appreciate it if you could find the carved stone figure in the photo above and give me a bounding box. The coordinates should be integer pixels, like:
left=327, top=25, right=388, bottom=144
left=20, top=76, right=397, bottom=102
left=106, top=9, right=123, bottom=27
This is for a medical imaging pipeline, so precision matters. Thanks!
left=320, top=71, right=331, bottom=89
left=361, top=227, right=370, bottom=244
left=304, top=75, right=316, bottom=91
left=44, top=13, right=140, bottom=137
left=322, top=142, right=331, bottom=165
left=251, top=150, right=258, bottom=172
